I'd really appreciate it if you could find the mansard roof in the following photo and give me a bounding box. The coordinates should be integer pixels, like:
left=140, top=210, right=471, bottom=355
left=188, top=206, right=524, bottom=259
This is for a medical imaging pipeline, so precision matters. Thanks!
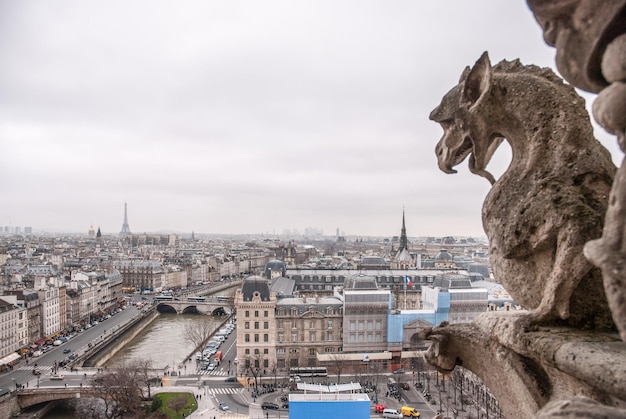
left=241, top=276, right=271, bottom=301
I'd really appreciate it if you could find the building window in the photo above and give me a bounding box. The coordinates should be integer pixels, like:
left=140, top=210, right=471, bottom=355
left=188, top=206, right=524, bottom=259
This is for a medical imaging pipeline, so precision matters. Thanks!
left=367, top=333, right=373, bottom=342
left=278, top=333, right=284, bottom=343
left=367, top=321, right=373, bottom=330
left=349, top=334, right=355, bottom=343
left=327, top=331, right=333, bottom=341
left=350, top=321, right=356, bottom=331
left=245, top=334, right=250, bottom=342
left=309, top=348, right=316, bottom=355
left=309, top=332, right=316, bottom=342
left=277, top=359, right=285, bottom=368
left=254, top=334, right=259, bottom=342
left=264, top=310, right=268, bottom=317
left=358, top=322, right=364, bottom=331
left=264, top=334, right=269, bottom=342
left=264, top=321, right=269, bottom=329
left=327, top=320, right=333, bottom=329
left=325, top=347, right=335, bottom=353
left=292, top=332, right=298, bottom=342
left=376, top=320, right=382, bottom=329
left=255, top=348, right=260, bottom=355
left=245, top=310, right=249, bottom=317
left=264, top=348, right=268, bottom=354
left=245, top=321, right=250, bottom=329
left=264, top=359, right=269, bottom=368
left=255, top=310, right=259, bottom=317
left=277, top=320, right=283, bottom=329
left=358, top=334, right=364, bottom=343
left=277, top=348, right=285, bottom=355
left=254, top=322, right=259, bottom=329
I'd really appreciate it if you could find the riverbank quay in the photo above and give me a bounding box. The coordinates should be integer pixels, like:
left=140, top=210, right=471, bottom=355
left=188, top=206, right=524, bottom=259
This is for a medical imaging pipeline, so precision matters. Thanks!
left=69, top=304, right=158, bottom=368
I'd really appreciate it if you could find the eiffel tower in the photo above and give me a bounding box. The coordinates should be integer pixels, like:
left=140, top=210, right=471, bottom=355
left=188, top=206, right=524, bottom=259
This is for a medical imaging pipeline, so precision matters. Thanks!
left=120, top=202, right=131, bottom=236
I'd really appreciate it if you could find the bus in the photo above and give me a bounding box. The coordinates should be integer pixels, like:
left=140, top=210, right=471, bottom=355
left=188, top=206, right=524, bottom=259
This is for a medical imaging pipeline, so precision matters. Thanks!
left=155, top=295, right=174, bottom=302
left=187, top=296, right=206, bottom=302
left=214, top=351, right=223, bottom=362
left=289, top=367, right=328, bottom=377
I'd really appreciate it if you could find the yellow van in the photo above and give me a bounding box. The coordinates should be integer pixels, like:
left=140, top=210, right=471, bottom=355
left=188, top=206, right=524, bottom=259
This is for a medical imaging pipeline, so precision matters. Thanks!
left=400, top=406, right=420, bottom=417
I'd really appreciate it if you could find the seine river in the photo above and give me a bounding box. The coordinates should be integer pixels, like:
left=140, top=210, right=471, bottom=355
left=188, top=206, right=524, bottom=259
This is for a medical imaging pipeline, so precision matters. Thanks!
left=104, top=313, right=222, bottom=370
left=43, top=313, right=222, bottom=418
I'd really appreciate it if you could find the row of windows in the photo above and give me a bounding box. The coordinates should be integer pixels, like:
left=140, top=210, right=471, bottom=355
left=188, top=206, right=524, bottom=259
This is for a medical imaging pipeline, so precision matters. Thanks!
left=348, top=320, right=383, bottom=331
left=275, top=347, right=341, bottom=355
left=277, top=331, right=341, bottom=342
left=244, top=321, right=269, bottom=330
left=347, top=332, right=384, bottom=343
left=276, top=320, right=341, bottom=329
left=292, top=275, right=435, bottom=283
left=243, top=310, right=269, bottom=318
left=244, top=333, right=270, bottom=342
left=276, top=307, right=340, bottom=316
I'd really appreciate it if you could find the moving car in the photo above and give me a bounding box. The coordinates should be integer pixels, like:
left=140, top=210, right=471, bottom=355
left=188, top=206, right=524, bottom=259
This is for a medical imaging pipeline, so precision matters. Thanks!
left=225, top=376, right=237, bottom=382
left=32, top=369, right=41, bottom=375
left=219, top=402, right=229, bottom=411
left=63, top=348, right=72, bottom=354
left=400, top=406, right=420, bottom=417
left=50, top=375, right=65, bottom=380
left=261, top=402, right=279, bottom=410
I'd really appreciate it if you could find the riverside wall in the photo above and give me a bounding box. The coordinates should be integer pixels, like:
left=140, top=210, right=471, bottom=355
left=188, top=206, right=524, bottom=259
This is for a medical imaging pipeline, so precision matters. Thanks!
left=82, top=308, right=160, bottom=368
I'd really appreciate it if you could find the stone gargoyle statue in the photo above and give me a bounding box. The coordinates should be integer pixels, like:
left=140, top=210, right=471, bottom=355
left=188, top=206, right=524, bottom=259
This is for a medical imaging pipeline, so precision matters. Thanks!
left=424, top=52, right=626, bottom=418
left=430, top=52, right=616, bottom=330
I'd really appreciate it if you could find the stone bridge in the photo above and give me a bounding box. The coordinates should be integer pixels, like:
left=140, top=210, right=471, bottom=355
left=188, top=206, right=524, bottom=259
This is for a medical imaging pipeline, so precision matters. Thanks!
left=156, top=298, right=232, bottom=315
left=16, top=387, right=97, bottom=409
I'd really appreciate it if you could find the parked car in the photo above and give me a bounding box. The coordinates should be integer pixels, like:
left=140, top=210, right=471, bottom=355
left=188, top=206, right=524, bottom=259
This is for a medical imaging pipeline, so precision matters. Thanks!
left=392, top=368, right=405, bottom=374
left=262, top=402, right=279, bottom=410
left=50, top=375, right=64, bottom=380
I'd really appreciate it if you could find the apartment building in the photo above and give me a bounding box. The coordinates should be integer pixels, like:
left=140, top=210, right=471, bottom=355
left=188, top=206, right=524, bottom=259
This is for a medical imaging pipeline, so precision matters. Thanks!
left=0, top=297, right=18, bottom=359
left=275, top=295, right=343, bottom=370
left=234, top=277, right=277, bottom=375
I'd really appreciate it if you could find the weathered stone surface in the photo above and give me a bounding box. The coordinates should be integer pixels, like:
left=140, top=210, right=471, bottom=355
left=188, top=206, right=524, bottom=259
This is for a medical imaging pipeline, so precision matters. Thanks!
left=537, top=396, right=626, bottom=419
left=426, top=313, right=626, bottom=418
left=430, top=52, right=616, bottom=329
left=528, top=0, right=626, bottom=343
left=425, top=2, right=626, bottom=418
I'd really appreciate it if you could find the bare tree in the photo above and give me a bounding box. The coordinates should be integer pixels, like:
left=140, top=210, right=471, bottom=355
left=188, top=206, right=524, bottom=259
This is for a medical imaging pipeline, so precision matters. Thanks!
left=183, top=316, right=215, bottom=350
left=89, top=360, right=145, bottom=419
left=327, top=353, right=349, bottom=384
left=166, top=396, right=188, bottom=417
left=135, top=357, right=156, bottom=399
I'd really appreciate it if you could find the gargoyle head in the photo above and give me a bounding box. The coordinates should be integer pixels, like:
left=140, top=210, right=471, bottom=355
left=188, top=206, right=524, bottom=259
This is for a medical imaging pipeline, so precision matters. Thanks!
left=430, top=52, right=503, bottom=185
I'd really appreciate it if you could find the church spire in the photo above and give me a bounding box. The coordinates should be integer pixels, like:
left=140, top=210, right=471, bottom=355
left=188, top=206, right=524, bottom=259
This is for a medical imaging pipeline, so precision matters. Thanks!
left=399, top=207, right=408, bottom=252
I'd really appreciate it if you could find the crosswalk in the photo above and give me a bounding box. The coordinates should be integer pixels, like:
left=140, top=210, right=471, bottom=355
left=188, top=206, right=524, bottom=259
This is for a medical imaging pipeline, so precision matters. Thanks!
left=196, top=369, right=229, bottom=376
left=17, top=365, right=53, bottom=372
left=203, top=387, right=243, bottom=395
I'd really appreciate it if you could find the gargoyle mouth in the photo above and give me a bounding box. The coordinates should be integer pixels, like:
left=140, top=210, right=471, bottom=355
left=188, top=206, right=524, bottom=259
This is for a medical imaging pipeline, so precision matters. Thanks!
left=452, top=136, right=473, bottom=167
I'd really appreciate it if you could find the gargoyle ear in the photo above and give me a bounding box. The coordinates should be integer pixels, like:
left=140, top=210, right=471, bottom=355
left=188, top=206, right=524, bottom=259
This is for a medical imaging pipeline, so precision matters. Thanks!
left=462, top=51, right=492, bottom=108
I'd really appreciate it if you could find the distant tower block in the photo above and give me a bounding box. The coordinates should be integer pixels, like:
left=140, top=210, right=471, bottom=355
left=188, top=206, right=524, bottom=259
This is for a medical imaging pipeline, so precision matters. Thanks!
left=120, top=202, right=132, bottom=236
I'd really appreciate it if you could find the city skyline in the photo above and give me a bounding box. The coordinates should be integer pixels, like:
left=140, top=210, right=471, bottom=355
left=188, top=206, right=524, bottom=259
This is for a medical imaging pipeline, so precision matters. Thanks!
left=1, top=1, right=622, bottom=238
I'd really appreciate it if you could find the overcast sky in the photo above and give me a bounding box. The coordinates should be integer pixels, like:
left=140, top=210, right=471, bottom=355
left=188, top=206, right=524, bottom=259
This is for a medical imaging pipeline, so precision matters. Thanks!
left=1, top=1, right=621, bottom=238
